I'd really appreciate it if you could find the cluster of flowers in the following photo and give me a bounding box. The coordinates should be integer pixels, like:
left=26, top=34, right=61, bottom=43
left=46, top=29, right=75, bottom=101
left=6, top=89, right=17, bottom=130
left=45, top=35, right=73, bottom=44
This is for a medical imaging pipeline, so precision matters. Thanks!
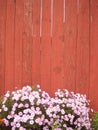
left=0, top=85, right=92, bottom=130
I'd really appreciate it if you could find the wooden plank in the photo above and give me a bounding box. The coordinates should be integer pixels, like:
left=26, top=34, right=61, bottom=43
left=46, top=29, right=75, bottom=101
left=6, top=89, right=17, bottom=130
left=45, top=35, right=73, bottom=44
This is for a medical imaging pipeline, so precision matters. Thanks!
left=89, top=0, right=98, bottom=110
left=76, top=0, right=90, bottom=96
left=0, top=0, right=6, bottom=95
left=51, top=0, right=64, bottom=96
left=5, top=0, right=15, bottom=92
left=32, top=0, right=41, bottom=86
left=22, top=0, right=32, bottom=86
left=41, top=0, right=51, bottom=93
left=64, top=0, right=77, bottom=92
left=14, top=0, right=24, bottom=89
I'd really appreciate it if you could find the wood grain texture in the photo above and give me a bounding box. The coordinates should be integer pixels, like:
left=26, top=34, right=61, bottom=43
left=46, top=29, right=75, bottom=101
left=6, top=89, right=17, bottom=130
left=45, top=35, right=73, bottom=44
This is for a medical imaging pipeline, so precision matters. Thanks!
left=0, top=0, right=6, bottom=95
left=89, top=0, right=98, bottom=111
left=76, top=0, right=90, bottom=96
left=64, top=0, right=77, bottom=92
left=14, top=0, right=24, bottom=89
left=22, top=0, right=32, bottom=86
left=41, top=0, right=51, bottom=93
left=51, top=0, right=64, bottom=96
left=32, top=0, right=41, bottom=86
left=5, top=0, right=15, bottom=92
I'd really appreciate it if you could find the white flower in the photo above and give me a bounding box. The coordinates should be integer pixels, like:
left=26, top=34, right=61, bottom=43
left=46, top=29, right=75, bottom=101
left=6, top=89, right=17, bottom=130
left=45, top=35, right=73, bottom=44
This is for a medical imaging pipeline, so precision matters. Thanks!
left=19, top=127, right=26, bottom=130
left=4, top=107, right=8, bottom=111
left=27, top=85, right=32, bottom=89
left=7, top=115, right=12, bottom=119
left=0, top=109, right=2, bottom=112
left=16, top=123, right=21, bottom=128
left=61, top=109, right=65, bottom=115
left=37, top=84, right=40, bottom=88
left=0, top=85, right=92, bottom=129
left=4, top=119, right=9, bottom=126
left=5, top=92, right=10, bottom=98
left=35, top=117, right=43, bottom=125
left=29, top=120, right=34, bottom=125
left=18, top=103, right=24, bottom=108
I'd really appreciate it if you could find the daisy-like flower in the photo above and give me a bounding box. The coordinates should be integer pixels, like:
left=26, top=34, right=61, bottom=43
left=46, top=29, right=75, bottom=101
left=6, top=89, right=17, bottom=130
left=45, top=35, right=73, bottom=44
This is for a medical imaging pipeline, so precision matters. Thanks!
left=0, top=85, right=92, bottom=130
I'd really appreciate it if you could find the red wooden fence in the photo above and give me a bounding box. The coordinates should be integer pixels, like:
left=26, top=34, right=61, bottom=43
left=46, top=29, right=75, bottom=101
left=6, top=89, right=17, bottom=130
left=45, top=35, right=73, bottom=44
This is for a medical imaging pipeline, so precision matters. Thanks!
left=0, top=0, right=98, bottom=110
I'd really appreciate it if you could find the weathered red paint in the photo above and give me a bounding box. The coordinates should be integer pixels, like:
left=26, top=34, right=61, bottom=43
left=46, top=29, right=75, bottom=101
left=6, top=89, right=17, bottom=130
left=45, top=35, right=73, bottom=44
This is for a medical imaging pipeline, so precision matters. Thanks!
left=0, top=0, right=98, bottom=110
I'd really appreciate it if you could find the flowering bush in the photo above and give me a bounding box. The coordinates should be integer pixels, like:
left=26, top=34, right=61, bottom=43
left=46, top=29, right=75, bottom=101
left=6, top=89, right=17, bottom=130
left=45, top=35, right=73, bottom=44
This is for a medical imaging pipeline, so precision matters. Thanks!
left=0, top=85, right=93, bottom=130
